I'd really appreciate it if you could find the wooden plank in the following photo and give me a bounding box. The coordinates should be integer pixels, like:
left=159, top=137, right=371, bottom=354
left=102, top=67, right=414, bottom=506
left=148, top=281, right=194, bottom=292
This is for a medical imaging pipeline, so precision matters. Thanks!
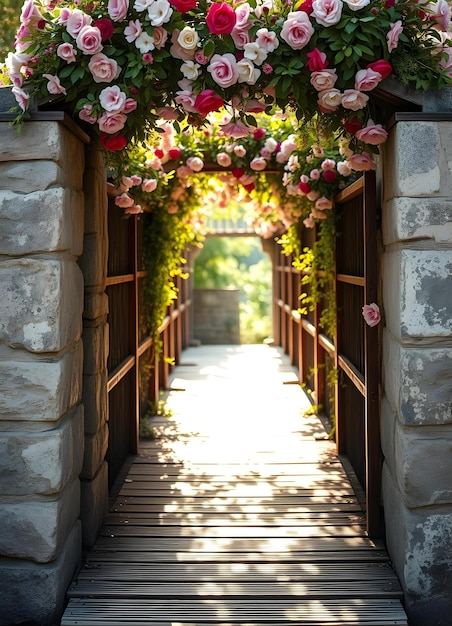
left=61, top=598, right=408, bottom=625
left=67, top=580, right=403, bottom=600
left=98, top=525, right=367, bottom=538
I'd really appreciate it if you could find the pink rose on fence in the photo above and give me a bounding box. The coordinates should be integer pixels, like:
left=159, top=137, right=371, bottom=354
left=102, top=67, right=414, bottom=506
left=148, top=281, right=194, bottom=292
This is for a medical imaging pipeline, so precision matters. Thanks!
left=250, top=157, right=267, bottom=171
left=57, top=43, right=77, bottom=63
left=142, top=179, right=158, bottom=192
left=312, top=0, right=343, bottom=27
left=98, top=111, right=127, bottom=133
left=115, top=193, right=135, bottom=208
left=317, top=88, right=342, bottom=111
left=315, top=197, right=333, bottom=210
left=66, top=10, right=93, bottom=37
left=217, top=152, right=232, bottom=167
left=79, top=104, right=97, bottom=124
left=107, top=0, right=129, bottom=22
left=280, top=11, right=314, bottom=49
left=89, top=53, right=121, bottom=83
left=341, top=89, right=369, bottom=111
left=207, top=53, right=239, bottom=88
left=387, top=20, right=403, bottom=53
left=354, top=68, right=383, bottom=91
left=346, top=152, right=376, bottom=171
left=76, top=25, right=103, bottom=55
left=12, top=85, right=30, bottom=111
left=124, top=19, right=142, bottom=43
left=362, top=303, right=381, bottom=327
left=310, top=69, right=337, bottom=91
left=43, top=74, right=67, bottom=95
left=354, top=120, right=388, bottom=145
left=100, top=85, right=127, bottom=111
left=20, top=0, right=43, bottom=27
left=206, top=2, right=237, bottom=34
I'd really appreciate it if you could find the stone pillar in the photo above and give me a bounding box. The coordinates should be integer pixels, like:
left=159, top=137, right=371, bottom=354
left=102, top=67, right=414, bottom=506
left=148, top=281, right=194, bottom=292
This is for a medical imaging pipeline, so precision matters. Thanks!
left=78, top=145, right=110, bottom=548
left=0, top=120, right=86, bottom=624
left=381, top=119, right=452, bottom=625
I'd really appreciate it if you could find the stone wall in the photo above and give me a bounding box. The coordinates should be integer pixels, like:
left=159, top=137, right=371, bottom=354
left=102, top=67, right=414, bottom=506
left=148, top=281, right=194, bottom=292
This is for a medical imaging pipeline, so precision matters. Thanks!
left=193, top=288, right=240, bottom=344
left=381, top=118, right=452, bottom=625
left=0, top=118, right=87, bottom=625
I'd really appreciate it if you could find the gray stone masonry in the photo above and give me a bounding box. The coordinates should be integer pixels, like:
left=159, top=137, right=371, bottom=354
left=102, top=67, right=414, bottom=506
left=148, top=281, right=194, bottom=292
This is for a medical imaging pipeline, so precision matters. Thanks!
left=193, top=288, right=240, bottom=344
left=381, top=120, right=452, bottom=625
left=0, top=119, right=86, bottom=625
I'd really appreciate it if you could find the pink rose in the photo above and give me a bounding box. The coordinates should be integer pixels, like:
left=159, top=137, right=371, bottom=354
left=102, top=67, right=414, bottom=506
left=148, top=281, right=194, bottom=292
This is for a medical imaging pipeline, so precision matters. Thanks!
left=231, top=28, right=251, bottom=50
left=322, top=169, right=337, bottom=182
left=256, top=28, right=280, bottom=53
left=303, top=215, right=316, bottom=228
left=75, top=25, right=103, bottom=55
left=66, top=9, right=92, bottom=37
left=115, top=193, right=135, bottom=208
left=79, top=104, right=97, bottom=124
left=43, top=73, right=67, bottom=95
left=122, top=98, right=137, bottom=113
left=310, top=209, right=327, bottom=219
left=12, top=85, right=30, bottom=111
left=321, top=158, right=335, bottom=170
left=207, top=53, right=239, bottom=88
left=310, top=69, right=337, bottom=91
left=346, top=152, right=377, bottom=171
left=312, top=0, right=343, bottom=26
left=280, top=11, right=314, bottom=49
left=235, top=2, right=251, bottom=28
left=362, top=303, right=381, bottom=327
left=354, top=121, right=388, bottom=145
left=194, top=89, right=224, bottom=115
left=156, top=106, right=179, bottom=120
left=175, top=89, right=197, bottom=113
left=387, top=20, right=403, bottom=53
left=99, top=85, right=127, bottom=111
left=355, top=67, right=383, bottom=91
left=216, top=152, right=232, bottom=167
left=317, top=88, right=342, bottom=112
left=88, top=53, right=121, bottom=82
left=20, top=0, right=43, bottom=27
left=341, top=89, right=369, bottom=111
left=310, top=168, right=320, bottom=179
left=98, top=111, right=127, bottom=134
left=125, top=204, right=143, bottom=215
left=124, top=19, right=142, bottom=42
left=250, top=157, right=267, bottom=171
left=186, top=156, right=204, bottom=171
left=107, top=0, right=129, bottom=21
left=142, top=178, right=158, bottom=192
left=315, top=197, right=333, bottom=210
left=57, top=42, right=76, bottom=63
left=206, top=3, right=237, bottom=35
left=153, top=26, right=168, bottom=48
left=306, top=47, right=329, bottom=71
left=431, top=0, right=450, bottom=32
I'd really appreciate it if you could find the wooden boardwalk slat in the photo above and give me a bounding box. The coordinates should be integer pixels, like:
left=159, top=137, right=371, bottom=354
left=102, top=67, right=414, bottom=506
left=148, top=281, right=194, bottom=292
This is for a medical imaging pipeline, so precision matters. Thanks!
left=62, top=346, right=407, bottom=626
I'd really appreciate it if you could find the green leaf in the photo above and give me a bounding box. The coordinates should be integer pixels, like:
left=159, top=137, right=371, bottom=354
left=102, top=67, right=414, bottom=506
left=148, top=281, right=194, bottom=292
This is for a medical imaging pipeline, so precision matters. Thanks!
left=203, top=39, right=215, bottom=58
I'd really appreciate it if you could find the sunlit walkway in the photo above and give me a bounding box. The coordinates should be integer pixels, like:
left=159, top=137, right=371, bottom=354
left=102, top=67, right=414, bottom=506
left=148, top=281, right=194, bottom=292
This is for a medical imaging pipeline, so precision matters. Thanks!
left=62, top=345, right=408, bottom=625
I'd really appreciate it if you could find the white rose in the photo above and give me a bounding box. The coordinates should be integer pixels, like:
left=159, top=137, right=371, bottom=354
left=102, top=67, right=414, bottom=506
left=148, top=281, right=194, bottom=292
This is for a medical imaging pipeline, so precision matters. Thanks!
left=237, top=58, right=261, bottom=85
left=343, top=0, right=370, bottom=10
left=177, top=26, right=199, bottom=51
left=147, top=0, right=173, bottom=26
left=243, top=42, right=268, bottom=66
left=181, top=60, right=200, bottom=80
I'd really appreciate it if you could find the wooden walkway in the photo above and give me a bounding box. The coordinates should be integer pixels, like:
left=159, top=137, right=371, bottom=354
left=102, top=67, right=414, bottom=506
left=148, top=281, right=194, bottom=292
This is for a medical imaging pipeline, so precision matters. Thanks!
left=62, top=345, right=408, bottom=625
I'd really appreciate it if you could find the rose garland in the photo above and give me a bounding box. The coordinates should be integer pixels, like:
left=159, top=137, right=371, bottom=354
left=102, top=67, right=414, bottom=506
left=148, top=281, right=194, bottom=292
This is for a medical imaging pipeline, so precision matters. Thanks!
left=2, top=0, right=451, bottom=160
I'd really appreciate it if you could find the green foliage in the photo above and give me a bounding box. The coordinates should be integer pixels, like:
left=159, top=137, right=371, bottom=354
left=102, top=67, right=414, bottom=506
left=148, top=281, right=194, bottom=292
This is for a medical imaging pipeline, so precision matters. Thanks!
left=0, top=0, right=21, bottom=62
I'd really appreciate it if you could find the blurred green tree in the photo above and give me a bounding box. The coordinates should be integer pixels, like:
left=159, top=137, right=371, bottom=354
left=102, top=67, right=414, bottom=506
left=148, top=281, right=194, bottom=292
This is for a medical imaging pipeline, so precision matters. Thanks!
left=0, top=0, right=22, bottom=62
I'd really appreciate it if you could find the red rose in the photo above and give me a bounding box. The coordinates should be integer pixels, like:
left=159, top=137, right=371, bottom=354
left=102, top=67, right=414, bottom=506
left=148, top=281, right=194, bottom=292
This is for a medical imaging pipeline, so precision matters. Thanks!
left=253, top=128, right=266, bottom=140
left=243, top=183, right=255, bottom=192
left=206, top=2, right=237, bottom=34
left=298, top=0, right=314, bottom=14
left=306, top=47, right=329, bottom=72
left=168, top=148, right=182, bottom=159
left=170, top=0, right=198, bottom=11
left=99, top=133, right=128, bottom=151
left=154, top=149, right=164, bottom=158
left=232, top=167, right=245, bottom=179
left=94, top=18, right=114, bottom=40
left=298, top=181, right=311, bottom=194
left=322, top=169, right=337, bottom=183
left=367, top=60, right=392, bottom=80
left=343, top=117, right=363, bottom=134
left=194, top=90, right=224, bottom=115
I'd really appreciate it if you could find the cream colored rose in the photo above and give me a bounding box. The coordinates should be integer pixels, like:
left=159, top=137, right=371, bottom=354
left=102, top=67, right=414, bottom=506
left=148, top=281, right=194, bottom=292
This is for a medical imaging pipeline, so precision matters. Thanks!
left=317, top=88, right=342, bottom=112
left=237, top=58, right=261, bottom=85
left=341, top=89, right=369, bottom=111
left=177, top=26, right=199, bottom=51
left=310, top=69, right=337, bottom=91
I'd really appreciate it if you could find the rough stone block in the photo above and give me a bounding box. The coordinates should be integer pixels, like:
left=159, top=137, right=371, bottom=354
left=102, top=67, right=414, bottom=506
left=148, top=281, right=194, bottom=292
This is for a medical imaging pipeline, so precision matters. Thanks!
left=0, top=187, right=84, bottom=256
left=0, top=258, right=84, bottom=352
left=82, top=321, right=109, bottom=376
left=81, top=420, right=109, bottom=480
left=78, top=231, right=108, bottom=288
left=380, top=394, right=396, bottom=477
left=383, top=249, right=452, bottom=339
left=84, top=290, right=109, bottom=321
left=80, top=460, right=109, bottom=548
left=0, top=407, right=84, bottom=496
left=82, top=369, right=108, bottom=435
left=382, top=197, right=452, bottom=245
left=382, top=465, right=452, bottom=625
left=383, top=333, right=452, bottom=426
left=0, top=122, right=86, bottom=181
left=0, top=521, right=81, bottom=626
left=0, top=478, right=80, bottom=563
left=0, top=160, right=79, bottom=193
left=0, top=340, right=83, bottom=427
left=393, top=422, right=452, bottom=507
